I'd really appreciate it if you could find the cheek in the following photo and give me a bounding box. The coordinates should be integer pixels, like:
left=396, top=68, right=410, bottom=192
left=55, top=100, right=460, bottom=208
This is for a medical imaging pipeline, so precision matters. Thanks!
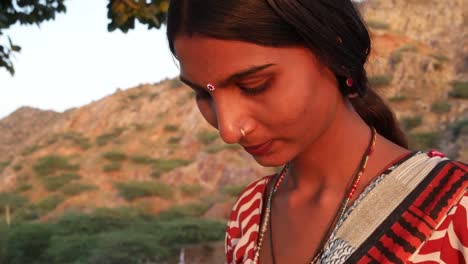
left=262, top=76, right=338, bottom=134
left=196, top=100, right=218, bottom=128
left=278, top=97, right=314, bottom=128
left=264, top=79, right=316, bottom=126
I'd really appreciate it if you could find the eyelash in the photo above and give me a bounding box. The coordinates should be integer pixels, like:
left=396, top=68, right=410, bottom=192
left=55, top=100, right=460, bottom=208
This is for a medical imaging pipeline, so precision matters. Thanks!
left=192, top=81, right=270, bottom=100
left=239, top=82, right=269, bottom=95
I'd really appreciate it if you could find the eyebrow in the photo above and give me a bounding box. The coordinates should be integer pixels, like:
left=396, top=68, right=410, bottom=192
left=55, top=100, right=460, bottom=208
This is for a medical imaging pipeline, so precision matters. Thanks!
left=179, top=63, right=275, bottom=90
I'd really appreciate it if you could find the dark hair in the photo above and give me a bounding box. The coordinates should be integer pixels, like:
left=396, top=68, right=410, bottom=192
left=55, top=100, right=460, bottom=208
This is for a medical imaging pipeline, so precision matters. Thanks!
left=166, top=0, right=408, bottom=148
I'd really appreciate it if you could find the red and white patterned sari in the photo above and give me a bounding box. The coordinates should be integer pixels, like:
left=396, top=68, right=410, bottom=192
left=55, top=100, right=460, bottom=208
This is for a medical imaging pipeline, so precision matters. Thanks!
left=225, top=152, right=468, bottom=263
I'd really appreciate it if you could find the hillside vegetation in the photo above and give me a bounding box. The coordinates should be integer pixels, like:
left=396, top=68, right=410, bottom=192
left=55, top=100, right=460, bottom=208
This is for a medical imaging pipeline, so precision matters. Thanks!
left=0, top=0, right=466, bottom=262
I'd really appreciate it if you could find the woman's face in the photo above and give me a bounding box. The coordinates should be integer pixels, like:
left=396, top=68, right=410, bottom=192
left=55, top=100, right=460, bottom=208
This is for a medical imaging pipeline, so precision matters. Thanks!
left=174, top=35, right=343, bottom=167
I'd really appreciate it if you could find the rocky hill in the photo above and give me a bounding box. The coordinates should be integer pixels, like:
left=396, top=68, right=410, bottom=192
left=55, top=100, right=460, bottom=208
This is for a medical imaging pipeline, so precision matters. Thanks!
left=0, top=80, right=274, bottom=222
left=0, top=0, right=466, bottom=225
left=361, top=0, right=467, bottom=78
left=361, top=0, right=467, bottom=159
left=0, top=107, right=61, bottom=162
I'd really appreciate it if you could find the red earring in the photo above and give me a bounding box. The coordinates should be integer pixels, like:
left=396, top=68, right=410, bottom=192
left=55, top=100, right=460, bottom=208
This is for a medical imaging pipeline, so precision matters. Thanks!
left=346, top=77, right=353, bottom=87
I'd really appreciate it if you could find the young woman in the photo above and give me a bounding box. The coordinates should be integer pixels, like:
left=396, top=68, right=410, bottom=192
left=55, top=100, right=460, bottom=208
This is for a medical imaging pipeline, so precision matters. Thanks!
left=165, top=0, right=468, bottom=263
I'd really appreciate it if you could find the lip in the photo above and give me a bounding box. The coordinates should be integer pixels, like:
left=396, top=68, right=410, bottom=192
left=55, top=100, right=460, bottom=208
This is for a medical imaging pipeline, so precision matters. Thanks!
left=243, top=140, right=273, bottom=156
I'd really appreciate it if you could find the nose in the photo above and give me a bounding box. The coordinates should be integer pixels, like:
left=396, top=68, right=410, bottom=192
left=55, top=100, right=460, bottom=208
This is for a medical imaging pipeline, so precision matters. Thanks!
left=214, top=96, right=250, bottom=144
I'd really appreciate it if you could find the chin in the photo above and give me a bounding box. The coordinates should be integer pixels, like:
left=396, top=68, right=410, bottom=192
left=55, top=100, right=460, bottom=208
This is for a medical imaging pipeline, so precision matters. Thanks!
left=251, top=153, right=289, bottom=168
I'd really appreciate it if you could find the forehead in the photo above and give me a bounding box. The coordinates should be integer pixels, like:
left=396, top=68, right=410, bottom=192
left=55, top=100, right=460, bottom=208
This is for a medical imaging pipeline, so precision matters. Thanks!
left=174, top=35, right=317, bottom=85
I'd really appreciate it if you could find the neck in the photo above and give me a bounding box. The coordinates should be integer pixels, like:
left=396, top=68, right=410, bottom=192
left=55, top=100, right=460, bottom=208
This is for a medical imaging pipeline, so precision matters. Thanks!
left=284, top=101, right=373, bottom=203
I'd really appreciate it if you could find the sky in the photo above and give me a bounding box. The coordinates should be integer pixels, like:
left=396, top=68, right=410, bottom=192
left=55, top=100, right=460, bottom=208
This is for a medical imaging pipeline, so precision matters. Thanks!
left=0, top=0, right=180, bottom=119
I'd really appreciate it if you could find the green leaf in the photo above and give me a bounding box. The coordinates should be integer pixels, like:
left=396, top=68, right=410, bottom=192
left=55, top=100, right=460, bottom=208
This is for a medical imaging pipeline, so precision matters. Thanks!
left=11, top=45, right=21, bottom=52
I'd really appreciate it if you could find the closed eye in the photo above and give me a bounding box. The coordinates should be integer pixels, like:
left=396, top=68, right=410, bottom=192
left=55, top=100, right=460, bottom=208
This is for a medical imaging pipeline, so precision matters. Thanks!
left=238, top=80, right=270, bottom=95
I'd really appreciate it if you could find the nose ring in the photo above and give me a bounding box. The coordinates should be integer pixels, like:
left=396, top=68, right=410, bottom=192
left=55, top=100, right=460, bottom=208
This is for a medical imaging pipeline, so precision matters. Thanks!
left=240, top=128, right=246, bottom=138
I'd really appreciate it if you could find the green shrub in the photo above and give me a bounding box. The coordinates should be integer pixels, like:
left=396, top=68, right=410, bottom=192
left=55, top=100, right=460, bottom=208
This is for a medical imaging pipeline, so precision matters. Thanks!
left=41, top=173, right=81, bottom=191
left=450, top=119, right=468, bottom=138
left=36, top=195, right=65, bottom=213
left=366, top=19, right=390, bottom=30
left=401, top=116, right=423, bottom=131
left=128, top=92, right=144, bottom=100
left=45, top=234, right=98, bottom=263
left=61, top=132, right=92, bottom=150
left=169, top=77, right=183, bottom=88
left=151, top=159, right=192, bottom=177
left=15, top=183, right=32, bottom=193
left=96, top=127, right=125, bottom=146
left=167, top=136, right=181, bottom=144
left=188, top=90, right=196, bottom=98
left=398, top=44, right=418, bottom=53
left=163, top=124, right=179, bottom=132
left=389, top=45, right=418, bottom=65
left=449, top=81, right=468, bottom=99
left=0, top=160, right=11, bottom=173
left=388, top=95, right=408, bottom=102
left=61, top=183, right=97, bottom=196
left=74, top=137, right=92, bottom=150
left=369, top=75, right=392, bottom=88
left=101, top=151, right=127, bottom=162
left=158, top=203, right=211, bottom=220
left=60, top=132, right=78, bottom=140
left=0, top=192, right=27, bottom=214
left=151, top=170, right=162, bottom=178
left=33, top=155, right=79, bottom=177
left=103, top=162, right=121, bottom=172
left=431, top=101, right=452, bottom=114
left=156, top=218, right=225, bottom=247
left=133, top=123, right=146, bottom=131
left=179, top=184, right=203, bottom=196
left=12, top=164, right=22, bottom=172
left=222, top=185, right=248, bottom=197
left=53, top=207, right=152, bottom=236
left=149, top=92, right=159, bottom=100
left=4, top=223, right=52, bottom=264
left=14, top=204, right=42, bottom=221
left=88, top=231, right=169, bottom=264
left=1, top=207, right=225, bottom=264
left=130, top=155, right=157, bottom=164
left=177, top=95, right=190, bottom=106
left=21, top=145, right=39, bottom=156
left=389, top=50, right=403, bottom=65
left=16, top=174, right=30, bottom=182
left=0, top=221, right=8, bottom=262
left=409, top=132, right=441, bottom=150
left=205, top=144, right=241, bottom=153
left=204, top=145, right=224, bottom=153
left=46, top=135, right=59, bottom=145
left=115, top=181, right=173, bottom=201
left=431, top=53, right=449, bottom=62
left=197, top=131, right=219, bottom=145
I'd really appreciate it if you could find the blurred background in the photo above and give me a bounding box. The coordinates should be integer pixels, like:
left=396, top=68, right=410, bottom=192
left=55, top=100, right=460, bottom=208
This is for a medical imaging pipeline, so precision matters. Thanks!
left=0, top=0, right=466, bottom=263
